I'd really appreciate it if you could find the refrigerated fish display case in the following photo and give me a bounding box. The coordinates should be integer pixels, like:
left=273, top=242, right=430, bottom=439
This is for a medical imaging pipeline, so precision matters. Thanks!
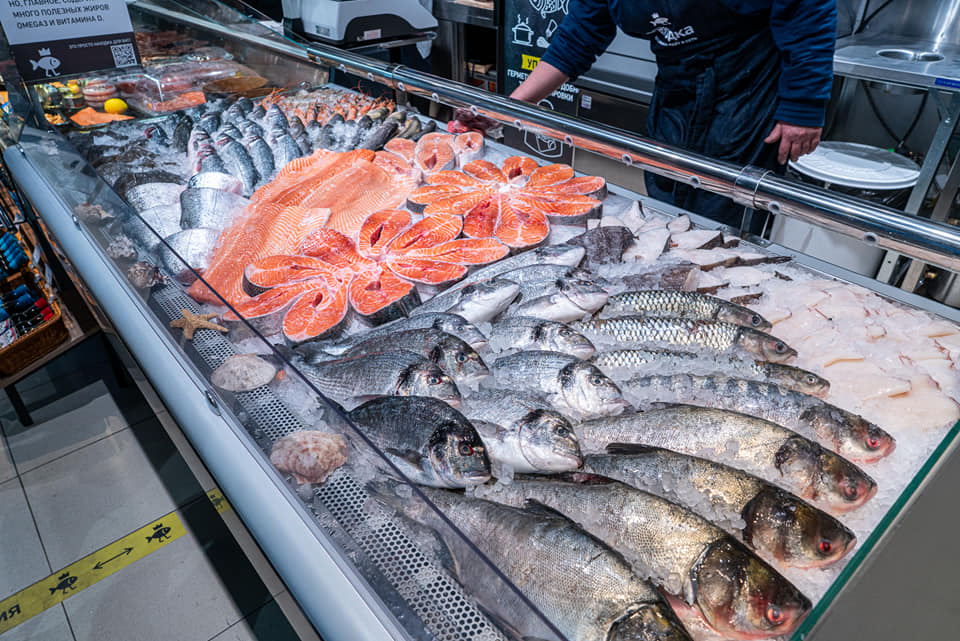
left=2, top=1, right=960, bottom=640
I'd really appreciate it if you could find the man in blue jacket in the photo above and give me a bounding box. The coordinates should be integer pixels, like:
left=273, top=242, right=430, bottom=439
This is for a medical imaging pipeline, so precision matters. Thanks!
left=511, top=1, right=837, bottom=227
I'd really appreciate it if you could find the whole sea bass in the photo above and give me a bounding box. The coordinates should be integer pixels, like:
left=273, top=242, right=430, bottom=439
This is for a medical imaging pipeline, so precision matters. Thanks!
left=579, top=447, right=856, bottom=568
left=288, top=349, right=460, bottom=409
left=374, top=486, right=692, bottom=641
left=601, top=290, right=772, bottom=330
left=512, top=276, right=610, bottom=322
left=411, top=278, right=520, bottom=323
left=476, top=478, right=810, bottom=640
left=577, top=316, right=797, bottom=363
left=460, top=390, right=581, bottom=472
left=623, top=374, right=895, bottom=463
left=348, top=397, right=489, bottom=487
left=313, top=312, right=487, bottom=354
left=490, top=350, right=630, bottom=419
left=487, top=316, right=595, bottom=358
left=591, top=349, right=830, bottom=397
left=575, top=405, right=877, bottom=513
left=332, top=329, right=489, bottom=388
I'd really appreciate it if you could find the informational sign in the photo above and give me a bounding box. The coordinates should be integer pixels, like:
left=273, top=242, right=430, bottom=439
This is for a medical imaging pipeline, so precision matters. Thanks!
left=0, top=0, right=140, bottom=81
left=501, top=0, right=577, bottom=164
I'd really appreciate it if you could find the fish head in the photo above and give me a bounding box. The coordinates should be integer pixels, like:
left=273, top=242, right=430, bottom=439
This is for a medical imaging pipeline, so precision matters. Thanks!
left=802, top=406, right=896, bottom=463
left=428, top=421, right=491, bottom=486
left=741, top=486, right=856, bottom=569
left=436, top=316, right=487, bottom=350
left=457, top=280, right=521, bottom=322
left=718, top=306, right=772, bottom=331
left=558, top=278, right=609, bottom=313
left=431, top=339, right=489, bottom=385
left=693, top=538, right=810, bottom=640
left=535, top=243, right=585, bottom=267
left=769, top=366, right=830, bottom=397
left=774, top=437, right=877, bottom=513
left=548, top=323, right=596, bottom=358
left=608, top=604, right=693, bottom=641
left=517, top=410, right=583, bottom=471
left=561, top=362, right=631, bottom=418
left=398, top=364, right=462, bottom=407
left=737, top=329, right=796, bottom=363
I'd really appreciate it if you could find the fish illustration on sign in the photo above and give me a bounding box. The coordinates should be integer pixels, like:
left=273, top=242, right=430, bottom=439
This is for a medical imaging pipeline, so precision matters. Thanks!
left=48, top=572, right=77, bottom=596
left=30, top=48, right=61, bottom=77
left=529, top=0, right=569, bottom=18
left=145, top=523, right=172, bottom=543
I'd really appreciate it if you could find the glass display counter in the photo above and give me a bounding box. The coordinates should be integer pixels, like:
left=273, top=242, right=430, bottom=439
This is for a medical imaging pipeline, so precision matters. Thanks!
left=1, top=2, right=959, bottom=640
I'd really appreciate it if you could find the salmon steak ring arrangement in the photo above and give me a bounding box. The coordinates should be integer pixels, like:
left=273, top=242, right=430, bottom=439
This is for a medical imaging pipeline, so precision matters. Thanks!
left=224, top=211, right=509, bottom=343
left=407, top=156, right=607, bottom=248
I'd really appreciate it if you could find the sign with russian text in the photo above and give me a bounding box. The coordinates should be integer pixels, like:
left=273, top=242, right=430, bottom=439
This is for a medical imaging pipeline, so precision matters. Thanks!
left=501, top=0, right=576, bottom=164
left=0, top=0, right=140, bottom=81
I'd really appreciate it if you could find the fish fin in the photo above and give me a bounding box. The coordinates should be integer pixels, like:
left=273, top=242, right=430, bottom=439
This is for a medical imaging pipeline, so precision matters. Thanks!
left=556, top=471, right=615, bottom=485
left=472, top=600, right=553, bottom=641
left=471, top=420, right=500, bottom=438
left=604, top=443, right=663, bottom=456
left=384, top=447, right=424, bottom=467
left=521, top=498, right=570, bottom=521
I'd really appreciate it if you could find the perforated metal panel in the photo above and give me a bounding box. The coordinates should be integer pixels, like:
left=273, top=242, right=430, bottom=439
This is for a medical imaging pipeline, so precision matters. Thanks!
left=147, top=281, right=507, bottom=641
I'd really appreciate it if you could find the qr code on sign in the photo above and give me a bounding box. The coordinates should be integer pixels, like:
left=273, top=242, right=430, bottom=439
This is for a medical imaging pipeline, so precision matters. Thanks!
left=110, top=43, right=137, bottom=68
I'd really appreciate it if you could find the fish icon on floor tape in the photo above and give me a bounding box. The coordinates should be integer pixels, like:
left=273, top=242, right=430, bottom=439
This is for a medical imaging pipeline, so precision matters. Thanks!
left=0, top=511, right=186, bottom=635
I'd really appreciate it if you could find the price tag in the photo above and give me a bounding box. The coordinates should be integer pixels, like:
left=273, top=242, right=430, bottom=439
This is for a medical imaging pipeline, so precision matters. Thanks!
left=0, top=0, right=140, bottom=81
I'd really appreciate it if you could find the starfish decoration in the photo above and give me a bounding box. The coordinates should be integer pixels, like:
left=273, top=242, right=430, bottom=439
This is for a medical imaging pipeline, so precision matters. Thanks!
left=169, top=309, right=227, bottom=340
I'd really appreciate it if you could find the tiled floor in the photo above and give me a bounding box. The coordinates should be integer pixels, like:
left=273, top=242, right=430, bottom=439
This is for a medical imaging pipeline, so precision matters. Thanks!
left=0, top=334, right=321, bottom=641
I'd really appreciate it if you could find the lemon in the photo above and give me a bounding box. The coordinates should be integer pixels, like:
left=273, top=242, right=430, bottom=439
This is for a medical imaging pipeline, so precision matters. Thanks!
left=104, top=98, right=128, bottom=114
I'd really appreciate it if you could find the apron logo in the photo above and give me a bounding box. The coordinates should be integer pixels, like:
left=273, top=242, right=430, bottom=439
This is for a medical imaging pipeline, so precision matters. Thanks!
left=646, top=13, right=696, bottom=46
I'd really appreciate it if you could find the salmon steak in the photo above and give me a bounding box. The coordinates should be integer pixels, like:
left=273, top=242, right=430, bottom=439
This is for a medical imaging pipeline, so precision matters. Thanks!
left=227, top=210, right=509, bottom=342
left=407, top=156, right=606, bottom=248
left=189, top=149, right=420, bottom=307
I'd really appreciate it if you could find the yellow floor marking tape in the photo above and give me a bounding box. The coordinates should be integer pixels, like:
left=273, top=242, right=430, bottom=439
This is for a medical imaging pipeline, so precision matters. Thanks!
left=0, top=489, right=232, bottom=635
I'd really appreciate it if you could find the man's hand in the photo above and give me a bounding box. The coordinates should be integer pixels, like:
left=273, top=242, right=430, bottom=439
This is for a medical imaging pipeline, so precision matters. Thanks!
left=764, top=122, right=823, bottom=165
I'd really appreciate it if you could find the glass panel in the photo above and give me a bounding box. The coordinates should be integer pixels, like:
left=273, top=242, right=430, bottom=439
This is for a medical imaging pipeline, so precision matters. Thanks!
left=5, top=2, right=960, bottom=640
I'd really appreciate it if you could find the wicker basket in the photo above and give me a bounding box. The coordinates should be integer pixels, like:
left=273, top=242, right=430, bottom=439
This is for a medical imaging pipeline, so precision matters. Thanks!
left=0, top=270, right=69, bottom=376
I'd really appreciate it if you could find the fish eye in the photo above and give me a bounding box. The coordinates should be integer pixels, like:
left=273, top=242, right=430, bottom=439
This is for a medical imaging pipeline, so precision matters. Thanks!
left=456, top=353, right=467, bottom=363
left=751, top=314, right=763, bottom=327
left=865, top=436, right=881, bottom=450
left=818, top=539, right=833, bottom=555
left=458, top=443, right=474, bottom=456
left=774, top=342, right=787, bottom=354
left=590, top=376, right=604, bottom=386
left=556, top=427, right=568, bottom=437
left=559, top=327, right=573, bottom=336
left=428, top=375, right=441, bottom=385
left=842, top=484, right=860, bottom=501
left=765, top=605, right=785, bottom=626
left=805, top=374, right=818, bottom=385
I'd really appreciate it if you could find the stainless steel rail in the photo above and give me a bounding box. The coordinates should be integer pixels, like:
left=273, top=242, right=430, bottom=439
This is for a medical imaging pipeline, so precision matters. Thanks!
left=132, top=2, right=960, bottom=273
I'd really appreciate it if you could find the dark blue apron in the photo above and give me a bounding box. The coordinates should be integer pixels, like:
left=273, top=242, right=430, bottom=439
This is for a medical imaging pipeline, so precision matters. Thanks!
left=611, top=2, right=782, bottom=228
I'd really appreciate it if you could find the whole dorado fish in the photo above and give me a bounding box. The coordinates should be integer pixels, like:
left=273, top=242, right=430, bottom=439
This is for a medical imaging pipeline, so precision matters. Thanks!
left=475, top=478, right=810, bottom=640
left=488, top=316, right=595, bottom=358
left=591, top=349, right=830, bottom=397
left=580, top=447, right=856, bottom=568
left=374, top=486, right=691, bottom=641
left=461, top=390, right=581, bottom=472
left=411, top=278, right=520, bottom=323
left=623, top=374, right=895, bottom=463
left=490, top=351, right=630, bottom=419
left=348, top=397, right=489, bottom=487
left=450, top=243, right=584, bottom=292
left=601, top=290, right=772, bottom=330
left=333, top=329, right=488, bottom=387
left=513, top=276, right=610, bottom=322
left=576, top=316, right=797, bottom=363
left=314, top=312, right=487, bottom=354
left=290, top=349, right=461, bottom=409
left=575, top=406, right=877, bottom=513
